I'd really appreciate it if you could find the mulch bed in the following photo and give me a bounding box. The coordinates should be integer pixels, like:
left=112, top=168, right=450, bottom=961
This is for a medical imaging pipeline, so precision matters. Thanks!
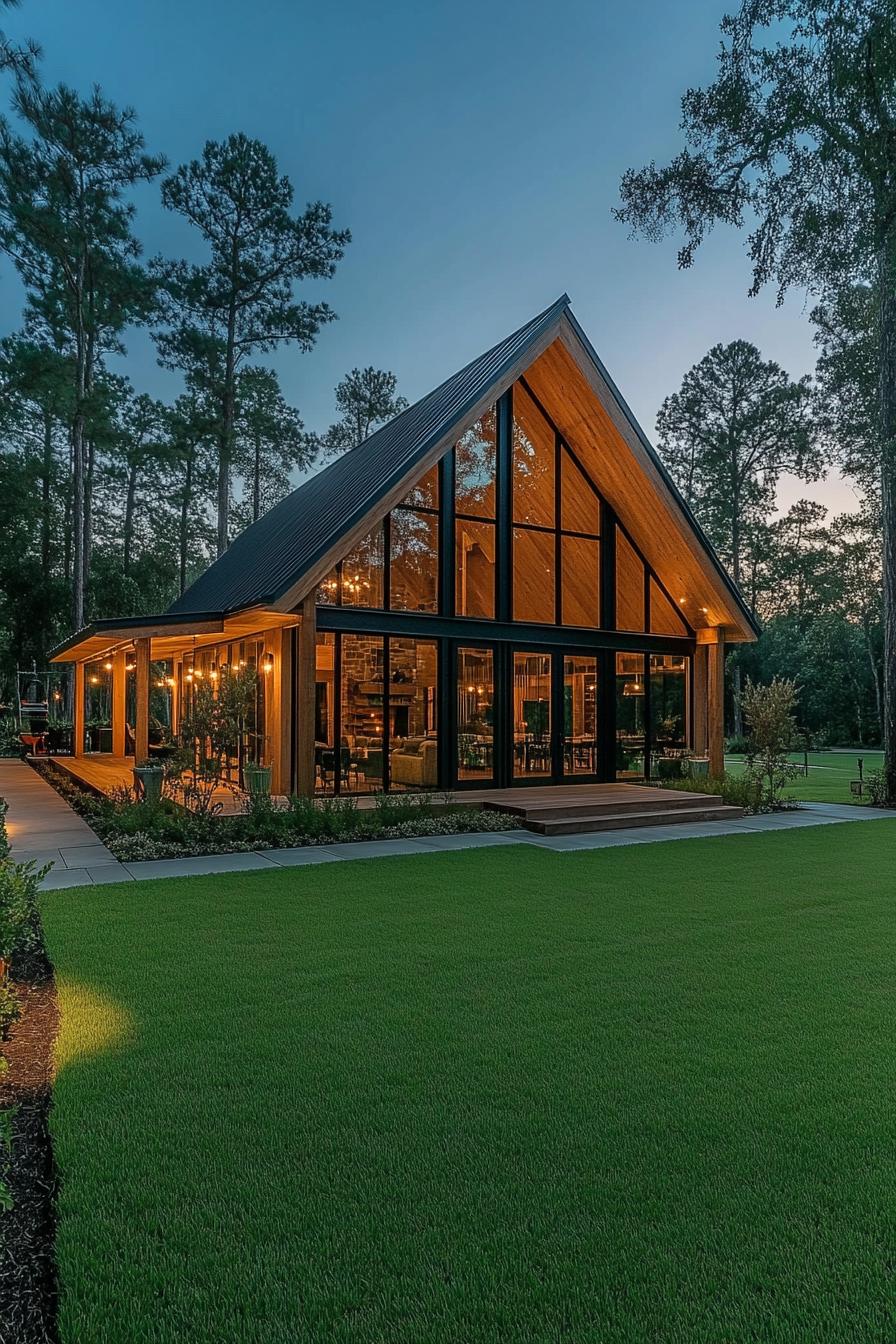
left=0, top=958, right=59, bottom=1344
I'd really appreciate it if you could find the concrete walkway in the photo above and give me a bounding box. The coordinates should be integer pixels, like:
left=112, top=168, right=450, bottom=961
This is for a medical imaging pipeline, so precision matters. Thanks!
left=0, top=759, right=118, bottom=882
left=1, top=759, right=893, bottom=890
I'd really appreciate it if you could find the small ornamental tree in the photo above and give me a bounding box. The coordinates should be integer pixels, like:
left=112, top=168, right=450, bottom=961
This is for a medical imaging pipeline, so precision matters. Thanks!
left=740, top=676, right=800, bottom=809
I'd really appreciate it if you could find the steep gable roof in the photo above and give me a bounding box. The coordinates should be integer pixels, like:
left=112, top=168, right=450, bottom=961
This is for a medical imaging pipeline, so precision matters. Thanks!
left=168, top=295, right=571, bottom=617
left=166, top=294, right=759, bottom=641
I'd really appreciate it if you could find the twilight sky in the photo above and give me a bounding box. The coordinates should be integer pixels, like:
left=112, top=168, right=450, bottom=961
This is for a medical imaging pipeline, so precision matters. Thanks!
left=2, top=0, right=860, bottom=516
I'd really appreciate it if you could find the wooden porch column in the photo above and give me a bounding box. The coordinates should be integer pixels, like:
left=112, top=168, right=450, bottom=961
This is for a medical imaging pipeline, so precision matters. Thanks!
left=698, top=628, right=726, bottom=778
left=73, top=662, right=85, bottom=758
left=295, top=596, right=317, bottom=798
left=170, top=658, right=180, bottom=738
left=268, top=627, right=294, bottom=796
left=111, top=650, right=127, bottom=757
left=692, top=645, right=708, bottom=758
left=134, top=637, right=151, bottom=765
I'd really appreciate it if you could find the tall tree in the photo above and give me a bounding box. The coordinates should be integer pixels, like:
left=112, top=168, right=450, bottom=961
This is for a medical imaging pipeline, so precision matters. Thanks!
left=154, top=133, right=349, bottom=556
left=99, top=382, right=170, bottom=576
left=0, top=81, right=163, bottom=629
left=812, top=283, right=879, bottom=500
left=315, top=366, right=408, bottom=457
left=0, top=0, right=39, bottom=77
left=168, top=391, right=216, bottom=596
left=615, top=1, right=896, bottom=801
left=232, top=366, right=311, bottom=528
left=656, top=340, right=819, bottom=586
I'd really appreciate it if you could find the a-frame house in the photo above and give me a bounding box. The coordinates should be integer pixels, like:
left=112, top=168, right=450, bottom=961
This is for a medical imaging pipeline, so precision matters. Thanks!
left=51, top=296, right=758, bottom=797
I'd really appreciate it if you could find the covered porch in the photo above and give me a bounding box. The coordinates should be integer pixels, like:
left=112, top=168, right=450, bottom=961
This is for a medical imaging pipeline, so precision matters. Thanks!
left=50, top=604, right=310, bottom=799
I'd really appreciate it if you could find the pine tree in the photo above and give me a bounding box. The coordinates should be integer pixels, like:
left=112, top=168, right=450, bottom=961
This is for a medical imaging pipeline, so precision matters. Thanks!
left=154, top=134, right=349, bottom=556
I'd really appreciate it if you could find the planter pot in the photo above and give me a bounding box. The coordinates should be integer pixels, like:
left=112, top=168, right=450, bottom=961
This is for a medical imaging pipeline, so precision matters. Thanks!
left=688, top=757, right=710, bottom=779
left=133, top=764, right=164, bottom=805
left=656, top=756, right=684, bottom=781
left=244, top=763, right=272, bottom=798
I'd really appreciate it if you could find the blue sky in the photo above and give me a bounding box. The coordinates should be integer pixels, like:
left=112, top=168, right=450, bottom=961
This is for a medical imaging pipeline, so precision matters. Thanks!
left=2, top=0, right=857, bottom=513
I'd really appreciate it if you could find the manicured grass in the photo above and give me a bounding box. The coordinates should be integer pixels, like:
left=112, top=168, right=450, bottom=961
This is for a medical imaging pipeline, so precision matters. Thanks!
left=45, top=825, right=896, bottom=1343
left=726, top=748, right=883, bottom=803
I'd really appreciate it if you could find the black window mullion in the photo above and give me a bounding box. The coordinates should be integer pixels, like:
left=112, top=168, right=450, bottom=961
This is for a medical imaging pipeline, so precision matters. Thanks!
left=439, top=450, right=455, bottom=617
left=600, top=504, right=617, bottom=630
left=383, top=636, right=391, bottom=791
left=554, top=432, right=562, bottom=626
left=334, top=633, right=343, bottom=795
left=383, top=514, right=391, bottom=610
left=496, top=389, right=512, bottom=623
left=643, top=653, right=652, bottom=781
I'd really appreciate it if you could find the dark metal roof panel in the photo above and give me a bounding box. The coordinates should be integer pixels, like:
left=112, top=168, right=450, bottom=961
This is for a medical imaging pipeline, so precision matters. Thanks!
left=168, top=295, right=571, bottom=616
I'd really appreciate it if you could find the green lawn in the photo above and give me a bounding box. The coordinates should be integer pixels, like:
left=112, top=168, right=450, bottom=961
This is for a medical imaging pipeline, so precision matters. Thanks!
left=726, top=748, right=883, bottom=803
left=44, top=824, right=896, bottom=1343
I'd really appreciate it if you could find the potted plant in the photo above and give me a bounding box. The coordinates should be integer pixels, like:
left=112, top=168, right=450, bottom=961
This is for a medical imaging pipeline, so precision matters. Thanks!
left=688, top=756, right=710, bottom=779
left=133, top=758, right=165, bottom=805
left=243, top=758, right=272, bottom=798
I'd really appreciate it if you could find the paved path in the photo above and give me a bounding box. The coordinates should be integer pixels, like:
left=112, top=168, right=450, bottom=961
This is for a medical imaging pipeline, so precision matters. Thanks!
left=1, top=759, right=893, bottom=890
left=0, top=759, right=119, bottom=882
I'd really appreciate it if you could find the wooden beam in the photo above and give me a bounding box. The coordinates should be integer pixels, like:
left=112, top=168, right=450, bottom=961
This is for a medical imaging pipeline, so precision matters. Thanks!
left=692, top=645, right=708, bottom=758
left=170, top=657, right=181, bottom=738
left=73, top=662, right=85, bottom=758
left=295, top=597, right=317, bottom=797
left=705, top=630, right=726, bottom=777
left=134, top=637, right=151, bottom=765
left=268, top=627, right=293, bottom=796
left=111, top=649, right=127, bottom=757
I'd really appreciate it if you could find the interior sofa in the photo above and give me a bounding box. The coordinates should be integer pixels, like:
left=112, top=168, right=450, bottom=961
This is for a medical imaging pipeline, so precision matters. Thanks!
left=390, top=736, right=438, bottom=788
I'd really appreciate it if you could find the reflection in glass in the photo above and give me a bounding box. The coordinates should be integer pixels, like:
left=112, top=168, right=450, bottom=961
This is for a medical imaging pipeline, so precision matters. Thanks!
left=388, top=638, right=438, bottom=790
left=400, top=464, right=439, bottom=511
left=560, top=535, right=599, bottom=628
left=513, top=384, right=555, bottom=527
left=341, top=525, right=385, bottom=608
left=512, top=527, right=554, bottom=623
left=390, top=508, right=438, bottom=612
left=563, top=655, right=598, bottom=775
left=456, top=519, right=496, bottom=618
left=455, top=409, right=497, bottom=518
left=513, top=652, right=552, bottom=778
left=615, top=652, right=646, bottom=779
left=317, top=567, right=339, bottom=605
left=457, top=647, right=494, bottom=782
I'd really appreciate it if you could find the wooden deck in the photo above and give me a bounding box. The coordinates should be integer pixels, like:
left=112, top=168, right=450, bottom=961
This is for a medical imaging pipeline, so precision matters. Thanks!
left=39, top=762, right=739, bottom=834
left=48, top=754, right=249, bottom=816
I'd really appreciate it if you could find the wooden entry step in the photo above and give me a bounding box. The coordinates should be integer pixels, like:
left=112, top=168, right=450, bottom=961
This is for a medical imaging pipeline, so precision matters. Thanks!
left=478, top=783, right=744, bottom=835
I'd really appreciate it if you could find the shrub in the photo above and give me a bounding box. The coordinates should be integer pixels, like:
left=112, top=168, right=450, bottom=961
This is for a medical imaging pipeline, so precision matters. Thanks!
left=725, top=733, right=752, bottom=756
left=739, top=677, right=801, bottom=810
left=864, top=770, right=892, bottom=808
left=0, top=719, right=20, bottom=759
left=0, top=795, right=51, bottom=1213
left=659, top=771, right=765, bottom=813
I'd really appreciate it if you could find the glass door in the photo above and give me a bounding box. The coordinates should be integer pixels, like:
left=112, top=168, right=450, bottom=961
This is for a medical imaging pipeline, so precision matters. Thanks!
left=562, top=654, right=598, bottom=777
left=457, top=647, right=495, bottom=783
left=615, top=652, right=646, bottom=780
left=512, top=651, right=552, bottom=780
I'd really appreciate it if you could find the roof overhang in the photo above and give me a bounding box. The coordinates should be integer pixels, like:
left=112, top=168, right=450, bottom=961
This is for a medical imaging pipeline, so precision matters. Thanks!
left=48, top=606, right=299, bottom=664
